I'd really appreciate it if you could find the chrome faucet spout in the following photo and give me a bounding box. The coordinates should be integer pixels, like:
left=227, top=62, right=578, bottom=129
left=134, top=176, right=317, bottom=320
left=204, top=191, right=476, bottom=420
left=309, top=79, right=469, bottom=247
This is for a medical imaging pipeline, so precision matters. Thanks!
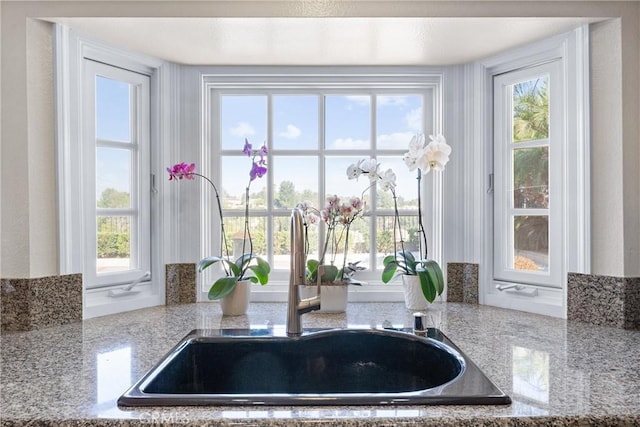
left=287, top=207, right=321, bottom=336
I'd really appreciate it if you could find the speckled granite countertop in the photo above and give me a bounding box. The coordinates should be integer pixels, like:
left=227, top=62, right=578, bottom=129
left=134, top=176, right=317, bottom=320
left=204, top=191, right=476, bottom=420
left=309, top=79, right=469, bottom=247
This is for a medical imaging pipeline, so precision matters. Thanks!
left=1, top=302, right=639, bottom=426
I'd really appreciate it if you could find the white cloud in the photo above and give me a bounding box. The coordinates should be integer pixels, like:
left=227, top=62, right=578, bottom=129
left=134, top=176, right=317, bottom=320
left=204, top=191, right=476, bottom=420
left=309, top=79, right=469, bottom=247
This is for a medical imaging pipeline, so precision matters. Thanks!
left=331, top=138, right=370, bottom=149
left=377, top=96, right=409, bottom=107
left=377, top=132, right=414, bottom=149
left=279, top=124, right=302, bottom=139
left=405, top=107, right=423, bottom=131
left=229, top=121, right=255, bottom=138
left=344, top=95, right=371, bottom=107
left=343, top=95, right=373, bottom=110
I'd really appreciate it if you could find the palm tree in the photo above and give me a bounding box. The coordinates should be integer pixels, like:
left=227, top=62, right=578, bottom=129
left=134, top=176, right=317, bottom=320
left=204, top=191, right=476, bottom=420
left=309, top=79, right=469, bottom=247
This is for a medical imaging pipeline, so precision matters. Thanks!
left=512, top=78, right=550, bottom=264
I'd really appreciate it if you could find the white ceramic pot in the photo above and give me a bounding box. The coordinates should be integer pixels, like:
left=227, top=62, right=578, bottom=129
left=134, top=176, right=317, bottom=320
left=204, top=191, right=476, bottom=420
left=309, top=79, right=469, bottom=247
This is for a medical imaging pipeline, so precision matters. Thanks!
left=220, top=279, right=251, bottom=316
left=402, top=275, right=429, bottom=311
left=300, top=284, right=348, bottom=313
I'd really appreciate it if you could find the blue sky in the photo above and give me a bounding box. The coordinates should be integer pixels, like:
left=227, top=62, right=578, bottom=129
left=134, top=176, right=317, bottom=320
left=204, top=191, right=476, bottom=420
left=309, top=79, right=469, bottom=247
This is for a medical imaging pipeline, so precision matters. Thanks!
left=94, top=84, right=424, bottom=204
left=220, top=94, right=423, bottom=201
left=95, top=77, right=132, bottom=202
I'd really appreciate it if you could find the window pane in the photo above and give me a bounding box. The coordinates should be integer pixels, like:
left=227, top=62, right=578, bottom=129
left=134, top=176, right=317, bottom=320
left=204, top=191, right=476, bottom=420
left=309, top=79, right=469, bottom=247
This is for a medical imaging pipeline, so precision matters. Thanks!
left=325, top=157, right=371, bottom=204
left=325, top=95, right=370, bottom=150
left=376, top=156, right=418, bottom=210
left=513, top=77, right=549, bottom=143
left=96, top=76, right=130, bottom=142
left=97, top=216, right=131, bottom=273
left=221, top=157, right=267, bottom=209
left=376, top=95, right=422, bottom=149
left=223, top=216, right=267, bottom=259
left=272, top=216, right=301, bottom=270
left=513, top=147, right=548, bottom=209
left=272, top=156, right=318, bottom=210
left=273, top=96, right=318, bottom=150
left=513, top=215, right=548, bottom=272
left=96, top=147, right=131, bottom=208
left=303, top=216, right=371, bottom=272
left=344, top=216, right=370, bottom=270
left=376, top=215, right=421, bottom=257
left=221, top=96, right=267, bottom=150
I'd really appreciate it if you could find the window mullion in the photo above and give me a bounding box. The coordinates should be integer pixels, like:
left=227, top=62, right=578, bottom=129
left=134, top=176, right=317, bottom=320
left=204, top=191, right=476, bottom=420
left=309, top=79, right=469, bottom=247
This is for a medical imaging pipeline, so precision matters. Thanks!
left=369, top=94, right=379, bottom=270
left=266, top=94, right=274, bottom=267
left=318, top=93, right=326, bottom=255
left=97, top=208, right=137, bottom=216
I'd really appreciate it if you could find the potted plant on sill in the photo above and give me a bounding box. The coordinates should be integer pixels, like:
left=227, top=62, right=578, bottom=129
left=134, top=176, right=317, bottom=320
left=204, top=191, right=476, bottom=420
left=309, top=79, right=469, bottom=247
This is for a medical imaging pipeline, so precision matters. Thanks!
left=296, top=196, right=366, bottom=312
left=167, top=139, right=270, bottom=315
left=348, top=134, right=452, bottom=310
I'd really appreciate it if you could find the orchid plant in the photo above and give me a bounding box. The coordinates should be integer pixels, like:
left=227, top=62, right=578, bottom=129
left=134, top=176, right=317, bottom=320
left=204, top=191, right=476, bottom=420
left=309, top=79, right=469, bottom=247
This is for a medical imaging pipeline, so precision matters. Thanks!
left=348, top=133, right=452, bottom=303
left=167, top=139, right=270, bottom=300
left=297, top=196, right=366, bottom=285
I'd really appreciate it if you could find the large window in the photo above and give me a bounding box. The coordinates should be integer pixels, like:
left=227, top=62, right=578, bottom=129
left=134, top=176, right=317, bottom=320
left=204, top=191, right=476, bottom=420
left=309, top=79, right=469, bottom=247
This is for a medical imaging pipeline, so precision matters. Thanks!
left=203, top=75, right=441, bottom=293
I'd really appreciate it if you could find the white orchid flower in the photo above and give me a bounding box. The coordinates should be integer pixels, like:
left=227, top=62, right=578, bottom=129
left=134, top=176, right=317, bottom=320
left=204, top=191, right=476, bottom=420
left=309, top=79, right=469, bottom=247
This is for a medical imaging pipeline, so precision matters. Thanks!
left=359, top=158, right=377, bottom=173
left=408, top=134, right=426, bottom=154
left=359, top=158, right=380, bottom=182
left=346, top=163, right=361, bottom=180
left=429, top=133, right=447, bottom=145
left=380, top=168, right=397, bottom=191
left=421, top=135, right=452, bottom=172
left=403, top=151, right=421, bottom=172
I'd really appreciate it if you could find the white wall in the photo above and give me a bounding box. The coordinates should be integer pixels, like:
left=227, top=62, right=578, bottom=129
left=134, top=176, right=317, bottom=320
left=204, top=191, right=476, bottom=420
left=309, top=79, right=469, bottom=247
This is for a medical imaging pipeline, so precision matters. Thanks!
left=26, top=19, right=58, bottom=277
left=590, top=19, right=625, bottom=276
left=1, top=0, right=639, bottom=279
left=0, top=0, right=3, bottom=280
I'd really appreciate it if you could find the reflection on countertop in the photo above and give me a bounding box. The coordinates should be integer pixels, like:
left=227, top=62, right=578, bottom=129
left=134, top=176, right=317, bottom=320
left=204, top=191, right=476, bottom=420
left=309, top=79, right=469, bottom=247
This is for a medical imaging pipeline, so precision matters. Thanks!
left=1, top=302, right=639, bottom=426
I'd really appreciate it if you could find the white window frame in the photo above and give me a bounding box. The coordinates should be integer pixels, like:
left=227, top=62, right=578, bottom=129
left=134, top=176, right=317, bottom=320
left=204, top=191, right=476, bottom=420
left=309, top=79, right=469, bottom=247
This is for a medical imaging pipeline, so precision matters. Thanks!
left=83, top=59, right=151, bottom=289
left=493, top=62, right=563, bottom=288
left=55, top=26, right=169, bottom=318
left=198, top=70, right=445, bottom=302
left=466, top=27, right=590, bottom=318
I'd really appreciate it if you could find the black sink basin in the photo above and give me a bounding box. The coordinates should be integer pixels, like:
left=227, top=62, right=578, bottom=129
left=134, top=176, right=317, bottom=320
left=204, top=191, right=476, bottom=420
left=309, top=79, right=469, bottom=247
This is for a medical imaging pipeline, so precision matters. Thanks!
left=118, top=328, right=510, bottom=406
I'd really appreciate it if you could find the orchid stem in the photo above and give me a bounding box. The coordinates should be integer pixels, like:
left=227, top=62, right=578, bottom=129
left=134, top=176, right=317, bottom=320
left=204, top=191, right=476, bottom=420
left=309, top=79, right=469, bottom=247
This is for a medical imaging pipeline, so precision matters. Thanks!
left=192, top=172, right=231, bottom=276
left=416, top=169, right=428, bottom=260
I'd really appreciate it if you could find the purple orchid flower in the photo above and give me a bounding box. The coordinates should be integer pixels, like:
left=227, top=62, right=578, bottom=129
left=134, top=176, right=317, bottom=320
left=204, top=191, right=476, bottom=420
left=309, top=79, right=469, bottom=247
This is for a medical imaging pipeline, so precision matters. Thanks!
left=167, top=162, right=196, bottom=180
left=243, top=139, right=252, bottom=157
left=249, top=161, right=268, bottom=181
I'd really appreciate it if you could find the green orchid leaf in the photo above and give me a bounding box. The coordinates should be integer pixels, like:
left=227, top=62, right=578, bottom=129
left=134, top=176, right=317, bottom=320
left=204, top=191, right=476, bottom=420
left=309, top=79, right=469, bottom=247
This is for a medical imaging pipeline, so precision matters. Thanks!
left=306, top=259, right=319, bottom=281
left=382, top=255, right=396, bottom=267
left=228, top=262, right=241, bottom=277
left=235, top=253, right=254, bottom=269
left=307, top=259, right=319, bottom=274
left=208, top=276, right=238, bottom=300
left=399, top=250, right=416, bottom=264
left=418, top=270, right=437, bottom=303
left=424, top=260, right=445, bottom=295
left=255, top=256, right=271, bottom=274
left=197, top=256, right=225, bottom=272
left=248, top=261, right=270, bottom=285
left=318, top=264, right=339, bottom=282
left=381, top=261, right=398, bottom=283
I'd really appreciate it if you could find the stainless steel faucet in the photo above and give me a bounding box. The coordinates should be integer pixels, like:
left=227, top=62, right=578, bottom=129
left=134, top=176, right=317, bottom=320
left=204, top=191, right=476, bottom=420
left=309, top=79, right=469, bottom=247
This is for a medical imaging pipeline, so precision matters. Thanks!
left=286, top=207, right=321, bottom=336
